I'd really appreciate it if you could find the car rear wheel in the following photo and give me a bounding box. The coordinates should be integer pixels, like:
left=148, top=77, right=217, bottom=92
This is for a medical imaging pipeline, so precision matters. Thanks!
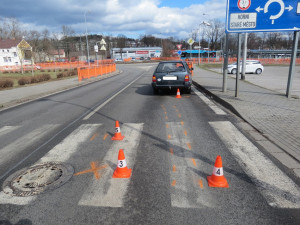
left=256, top=68, right=262, bottom=74
left=153, top=88, right=159, bottom=95
left=231, top=68, right=237, bottom=74
left=186, top=87, right=191, bottom=94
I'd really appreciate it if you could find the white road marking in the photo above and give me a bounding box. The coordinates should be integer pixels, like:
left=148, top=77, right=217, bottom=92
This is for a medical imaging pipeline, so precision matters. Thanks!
left=167, top=122, right=216, bottom=208
left=83, top=75, right=143, bottom=120
left=0, top=126, right=20, bottom=136
left=0, top=125, right=59, bottom=166
left=192, top=87, right=227, bottom=115
left=210, top=121, right=300, bottom=208
left=78, top=123, right=143, bottom=207
left=0, top=124, right=101, bottom=205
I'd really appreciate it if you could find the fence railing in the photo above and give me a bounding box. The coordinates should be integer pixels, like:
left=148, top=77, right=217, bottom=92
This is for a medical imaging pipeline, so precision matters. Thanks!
left=77, top=63, right=116, bottom=81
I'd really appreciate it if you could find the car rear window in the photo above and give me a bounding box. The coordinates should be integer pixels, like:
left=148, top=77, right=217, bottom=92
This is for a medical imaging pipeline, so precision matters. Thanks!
left=156, top=62, right=186, bottom=73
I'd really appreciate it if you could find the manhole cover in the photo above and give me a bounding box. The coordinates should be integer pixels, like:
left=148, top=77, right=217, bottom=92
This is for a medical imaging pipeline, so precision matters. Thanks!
left=2, top=162, right=74, bottom=197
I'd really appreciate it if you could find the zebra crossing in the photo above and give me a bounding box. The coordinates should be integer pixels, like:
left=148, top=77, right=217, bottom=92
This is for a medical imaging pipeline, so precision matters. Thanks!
left=0, top=119, right=299, bottom=209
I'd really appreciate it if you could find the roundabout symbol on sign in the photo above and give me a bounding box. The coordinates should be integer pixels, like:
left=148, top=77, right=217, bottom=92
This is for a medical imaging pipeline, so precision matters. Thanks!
left=256, top=0, right=294, bottom=24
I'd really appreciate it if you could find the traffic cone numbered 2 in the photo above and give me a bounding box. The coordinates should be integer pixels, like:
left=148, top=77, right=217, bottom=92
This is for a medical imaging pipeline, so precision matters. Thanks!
left=207, top=155, right=229, bottom=188
left=111, top=121, right=124, bottom=141
left=176, top=88, right=182, bottom=98
left=112, top=149, right=132, bottom=178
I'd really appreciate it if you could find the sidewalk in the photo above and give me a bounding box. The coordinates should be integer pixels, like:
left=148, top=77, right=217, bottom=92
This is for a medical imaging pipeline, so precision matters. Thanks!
left=192, top=66, right=300, bottom=178
left=0, top=70, right=120, bottom=110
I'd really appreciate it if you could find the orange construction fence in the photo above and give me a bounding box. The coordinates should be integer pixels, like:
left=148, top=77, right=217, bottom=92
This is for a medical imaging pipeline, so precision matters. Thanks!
left=36, top=60, right=115, bottom=70
left=77, top=63, right=116, bottom=81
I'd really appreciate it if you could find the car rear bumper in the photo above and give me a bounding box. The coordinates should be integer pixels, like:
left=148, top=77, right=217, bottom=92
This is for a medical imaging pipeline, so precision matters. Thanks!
left=152, top=82, right=192, bottom=90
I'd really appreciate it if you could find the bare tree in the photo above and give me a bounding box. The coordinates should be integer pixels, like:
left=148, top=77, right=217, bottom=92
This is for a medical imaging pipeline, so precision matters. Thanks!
left=206, top=19, right=224, bottom=50
left=117, top=34, right=126, bottom=59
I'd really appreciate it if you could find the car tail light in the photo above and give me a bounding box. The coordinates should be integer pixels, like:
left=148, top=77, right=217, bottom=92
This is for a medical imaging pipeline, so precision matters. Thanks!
left=152, top=75, right=156, bottom=82
left=184, top=75, right=189, bottom=82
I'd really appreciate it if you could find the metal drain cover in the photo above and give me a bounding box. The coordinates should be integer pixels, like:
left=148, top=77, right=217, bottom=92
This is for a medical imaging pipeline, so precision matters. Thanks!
left=3, top=162, right=74, bottom=197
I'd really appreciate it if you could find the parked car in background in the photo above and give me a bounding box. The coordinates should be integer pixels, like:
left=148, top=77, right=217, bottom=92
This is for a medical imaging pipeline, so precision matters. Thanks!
left=227, top=60, right=264, bottom=74
left=152, top=61, right=193, bottom=94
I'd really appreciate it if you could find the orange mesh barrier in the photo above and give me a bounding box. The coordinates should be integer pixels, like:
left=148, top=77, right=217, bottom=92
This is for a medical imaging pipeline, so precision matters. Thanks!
left=36, top=60, right=114, bottom=70
left=123, top=58, right=132, bottom=62
left=77, top=63, right=116, bottom=81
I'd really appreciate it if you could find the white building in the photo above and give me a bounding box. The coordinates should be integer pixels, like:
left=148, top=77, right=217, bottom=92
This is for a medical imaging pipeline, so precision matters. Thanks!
left=0, top=39, right=32, bottom=66
left=111, top=47, right=162, bottom=59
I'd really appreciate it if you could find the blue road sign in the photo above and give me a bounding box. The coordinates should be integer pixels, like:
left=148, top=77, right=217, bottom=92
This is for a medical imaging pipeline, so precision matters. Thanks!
left=177, top=50, right=182, bottom=55
left=226, top=0, right=300, bottom=33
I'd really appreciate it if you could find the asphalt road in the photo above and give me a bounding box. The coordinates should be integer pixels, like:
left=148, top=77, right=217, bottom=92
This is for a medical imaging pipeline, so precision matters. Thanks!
left=0, top=64, right=299, bottom=225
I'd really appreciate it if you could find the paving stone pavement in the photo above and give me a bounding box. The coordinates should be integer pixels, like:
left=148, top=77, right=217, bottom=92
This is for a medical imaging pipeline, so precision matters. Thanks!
left=192, top=66, right=300, bottom=171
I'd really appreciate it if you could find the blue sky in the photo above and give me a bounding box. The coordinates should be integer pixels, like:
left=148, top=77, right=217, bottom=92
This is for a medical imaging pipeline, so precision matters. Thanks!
left=0, top=0, right=226, bottom=39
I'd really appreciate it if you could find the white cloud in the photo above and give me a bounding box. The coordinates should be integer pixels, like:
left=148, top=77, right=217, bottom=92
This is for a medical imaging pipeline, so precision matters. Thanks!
left=1, top=0, right=227, bottom=39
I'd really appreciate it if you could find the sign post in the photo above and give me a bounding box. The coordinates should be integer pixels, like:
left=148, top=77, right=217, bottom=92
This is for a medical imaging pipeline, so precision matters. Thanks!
left=187, top=38, right=195, bottom=59
left=226, top=0, right=300, bottom=98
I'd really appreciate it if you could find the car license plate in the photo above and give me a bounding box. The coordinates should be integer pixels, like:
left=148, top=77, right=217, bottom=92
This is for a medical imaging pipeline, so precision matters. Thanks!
left=163, top=76, right=177, bottom=80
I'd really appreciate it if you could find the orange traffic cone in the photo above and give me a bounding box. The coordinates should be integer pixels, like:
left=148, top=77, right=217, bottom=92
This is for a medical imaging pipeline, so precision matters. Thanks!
left=111, top=120, right=124, bottom=141
left=112, top=149, right=132, bottom=178
left=176, top=88, right=182, bottom=98
left=207, top=155, right=229, bottom=188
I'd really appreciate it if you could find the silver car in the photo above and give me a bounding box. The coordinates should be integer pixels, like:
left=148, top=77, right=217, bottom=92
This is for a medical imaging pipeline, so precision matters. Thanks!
left=152, top=61, right=193, bottom=94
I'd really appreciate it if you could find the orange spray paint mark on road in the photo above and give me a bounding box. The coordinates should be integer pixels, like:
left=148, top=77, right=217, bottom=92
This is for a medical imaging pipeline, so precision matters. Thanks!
left=103, top=133, right=108, bottom=140
left=187, top=143, right=192, bottom=150
left=178, top=114, right=182, bottom=118
left=191, top=158, right=197, bottom=167
left=171, top=180, right=176, bottom=186
left=168, top=134, right=171, bottom=140
left=181, top=121, right=184, bottom=126
left=172, top=165, right=176, bottom=172
left=74, top=162, right=107, bottom=180
left=165, top=116, right=168, bottom=120
left=170, top=148, right=174, bottom=155
left=166, top=124, right=169, bottom=129
left=198, top=179, right=204, bottom=189
left=90, top=133, right=99, bottom=141
left=184, top=130, right=188, bottom=136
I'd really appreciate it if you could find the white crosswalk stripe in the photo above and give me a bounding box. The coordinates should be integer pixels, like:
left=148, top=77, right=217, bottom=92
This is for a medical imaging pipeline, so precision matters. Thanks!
left=0, top=126, right=20, bottom=136
left=167, top=122, right=216, bottom=208
left=210, top=121, right=300, bottom=208
left=192, top=87, right=227, bottom=115
left=0, top=124, right=101, bottom=205
left=0, top=124, right=59, bottom=166
left=78, top=123, right=143, bottom=207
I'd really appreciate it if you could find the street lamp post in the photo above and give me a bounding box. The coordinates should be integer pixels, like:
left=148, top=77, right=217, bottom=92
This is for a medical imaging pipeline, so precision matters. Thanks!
left=199, top=21, right=210, bottom=64
left=84, top=11, right=90, bottom=67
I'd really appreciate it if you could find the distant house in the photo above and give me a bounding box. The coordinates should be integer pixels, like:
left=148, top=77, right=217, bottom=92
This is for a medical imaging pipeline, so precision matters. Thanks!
left=48, top=49, right=66, bottom=61
left=0, top=39, right=33, bottom=66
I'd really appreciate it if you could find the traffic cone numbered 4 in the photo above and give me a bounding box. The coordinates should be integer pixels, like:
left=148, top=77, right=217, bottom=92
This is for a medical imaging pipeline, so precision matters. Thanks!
left=112, top=149, right=132, bottom=178
left=111, top=120, right=124, bottom=141
left=207, top=155, right=229, bottom=188
left=176, top=88, right=182, bottom=98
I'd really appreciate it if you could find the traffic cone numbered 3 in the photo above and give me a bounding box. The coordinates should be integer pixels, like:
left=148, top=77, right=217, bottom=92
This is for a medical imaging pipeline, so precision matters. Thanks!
left=176, top=88, right=182, bottom=98
left=112, top=149, right=132, bottom=178
left=111, top=120, right=125, bottom=141
left=207, top=155, right=229, bottom=188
